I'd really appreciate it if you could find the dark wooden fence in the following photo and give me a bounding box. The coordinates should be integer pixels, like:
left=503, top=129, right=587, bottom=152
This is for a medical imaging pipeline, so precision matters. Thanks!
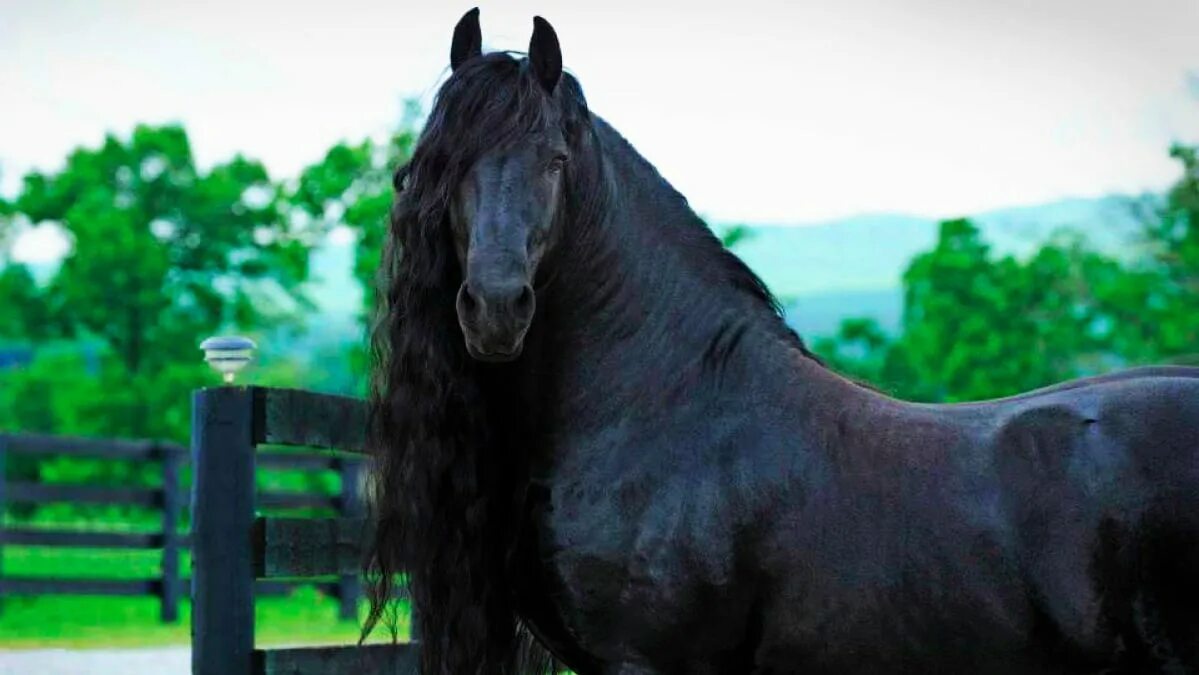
left=0, top=424, right=370, bottom=627
left=191, top=385, right=416, bottom=675
left=0, top=433, right=187, bottom=621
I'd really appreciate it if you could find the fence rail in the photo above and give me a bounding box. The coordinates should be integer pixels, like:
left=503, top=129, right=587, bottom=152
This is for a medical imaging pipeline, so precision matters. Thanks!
left=190, top=385, right=413, bottom=675
left=0, top=423, right=369, bottom=626
left=0, top=432, right=186, bottom=621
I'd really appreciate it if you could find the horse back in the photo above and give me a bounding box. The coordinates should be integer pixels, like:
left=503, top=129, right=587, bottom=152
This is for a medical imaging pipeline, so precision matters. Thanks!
left=748, top=366, right=1199, bottom=673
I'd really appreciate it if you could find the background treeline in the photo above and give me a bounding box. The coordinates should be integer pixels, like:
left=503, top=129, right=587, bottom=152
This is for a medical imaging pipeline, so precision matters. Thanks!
left=816, top=142, right=1198, bottom=401
left=0, top=109, right=1196, bottom=509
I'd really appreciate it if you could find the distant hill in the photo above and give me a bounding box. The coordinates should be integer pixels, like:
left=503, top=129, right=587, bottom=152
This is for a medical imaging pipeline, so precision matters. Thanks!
left=733, top=194, right=1147, bottom=300
left=783, top=289, right=902, bottom=340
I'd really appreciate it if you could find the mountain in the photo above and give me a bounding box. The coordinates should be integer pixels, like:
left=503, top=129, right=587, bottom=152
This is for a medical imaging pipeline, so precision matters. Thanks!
left=733, top=195, right=1147, bottom=300
left=740, top=195, right=1149, bottom=338
left=783, top=289, right=902, bottom=339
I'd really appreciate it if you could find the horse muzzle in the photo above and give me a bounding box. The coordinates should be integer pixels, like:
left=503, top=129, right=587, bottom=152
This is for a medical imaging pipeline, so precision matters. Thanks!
left=455, top=279, right=535, bottom=362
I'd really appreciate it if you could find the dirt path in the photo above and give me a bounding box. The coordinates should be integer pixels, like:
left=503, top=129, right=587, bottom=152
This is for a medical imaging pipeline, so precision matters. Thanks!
left=0, top=646, right=189, bottom=675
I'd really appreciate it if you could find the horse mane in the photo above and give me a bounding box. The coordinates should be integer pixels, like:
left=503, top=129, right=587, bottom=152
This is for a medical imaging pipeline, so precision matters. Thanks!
left=583, top=116, right=823, bottom=364
left=362, top=52, right=579, bottom=674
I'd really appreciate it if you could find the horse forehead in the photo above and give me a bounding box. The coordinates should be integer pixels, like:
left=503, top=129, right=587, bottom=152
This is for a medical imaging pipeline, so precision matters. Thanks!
left=468, top=152, right=526, bottom=189
left=472, top=140, right=548, bottom=177
left=487, top=122, right=565, bottom=151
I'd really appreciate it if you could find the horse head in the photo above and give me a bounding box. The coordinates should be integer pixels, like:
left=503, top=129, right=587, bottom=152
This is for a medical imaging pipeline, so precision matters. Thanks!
left=443, top=10, right=575, bottom=362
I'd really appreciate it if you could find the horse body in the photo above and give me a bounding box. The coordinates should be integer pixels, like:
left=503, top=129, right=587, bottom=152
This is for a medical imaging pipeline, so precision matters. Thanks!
left=498, top=121, right=1199, bottom=674
left=367, top=11, right=1199, bottom=674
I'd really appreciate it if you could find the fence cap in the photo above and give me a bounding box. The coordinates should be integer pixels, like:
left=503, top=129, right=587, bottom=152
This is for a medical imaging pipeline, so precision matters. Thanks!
left=200, top=335, right=257, bottom=384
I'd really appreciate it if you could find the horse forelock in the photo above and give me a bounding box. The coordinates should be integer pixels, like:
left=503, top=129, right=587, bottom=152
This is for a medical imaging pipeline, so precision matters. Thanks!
left=399, top=53, right=591, bottom=212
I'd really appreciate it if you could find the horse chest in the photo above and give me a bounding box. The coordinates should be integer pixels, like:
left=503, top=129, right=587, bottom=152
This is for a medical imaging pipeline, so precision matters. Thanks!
left=525, top=465, right=750, bottom=665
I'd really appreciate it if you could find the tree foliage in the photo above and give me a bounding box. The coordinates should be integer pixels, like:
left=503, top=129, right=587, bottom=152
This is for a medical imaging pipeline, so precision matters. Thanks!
left=16, top=124, right=318, bottom=377
left=3, top=124, right=326, bottom=442
left=719, top=224, right=753, bottom=249
left=1135, top=143, right=1199, bottom=362
left=291, top=101, right=420, bottom=322
left=0, top=191, right=13, bottom=247
left=0, top=264, right=58, bottom=341
left=816, top=142, right=1199, bottom=401
left=901, top=220, right=1115, bottom=400
left=812, top=317, right=935, bottom=401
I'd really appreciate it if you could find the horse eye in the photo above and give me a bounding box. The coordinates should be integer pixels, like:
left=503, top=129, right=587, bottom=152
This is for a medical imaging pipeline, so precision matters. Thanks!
left=547, top=155, right=568, bottom=175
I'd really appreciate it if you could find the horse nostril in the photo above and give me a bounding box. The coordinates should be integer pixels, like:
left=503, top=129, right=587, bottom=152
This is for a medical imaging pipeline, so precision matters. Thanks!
left=459, top=279, right=532, bottom=321
left=514, top=285, right=534, bottom=318
left=457, top=283, right=480, bottom=316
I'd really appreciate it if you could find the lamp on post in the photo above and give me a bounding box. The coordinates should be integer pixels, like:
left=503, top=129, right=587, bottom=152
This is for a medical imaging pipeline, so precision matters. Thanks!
left=199, top=336, right=257, bottom=384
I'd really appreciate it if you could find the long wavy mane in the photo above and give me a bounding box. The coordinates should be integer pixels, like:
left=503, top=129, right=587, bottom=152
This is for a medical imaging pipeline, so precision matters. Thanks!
left=363, top=52, right=591, bottom=674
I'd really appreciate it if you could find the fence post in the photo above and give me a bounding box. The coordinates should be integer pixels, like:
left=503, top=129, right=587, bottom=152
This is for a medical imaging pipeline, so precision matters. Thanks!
left=160, top=442, right=183, bottom=623
left=191, top=387, right=256, bottom=675
left=336, top=457, right=364, bottom=622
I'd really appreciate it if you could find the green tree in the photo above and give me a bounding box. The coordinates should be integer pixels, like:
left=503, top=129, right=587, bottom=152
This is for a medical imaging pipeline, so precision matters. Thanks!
left=719, top=224, right=753, bottom=249
left=12, top=124, right=321, bottom=437
left=0, top=191, right=13, bottom=250
left=792, top=142, right=1199, bottom=402
left=285, top=105, right=419, bottom=392
left=0, top=264, right=57, bottom=341
left=290, top=102, right=420, bottom=323
left=812, top=317, right=936, bottom=401
left=821, top=219, right=1128, bottom=402
left=899, top=218, right=1015, bottom=400
left=1134, top=142, right=1199, bottom=362
left=16, top=124, right=317, bottom=377
left=1, top=188, right=64, bottom=342
left=900, top=219, right=1119, bottom=401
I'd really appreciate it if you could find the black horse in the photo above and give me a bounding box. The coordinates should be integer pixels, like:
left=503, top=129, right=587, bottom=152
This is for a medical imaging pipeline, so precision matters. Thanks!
left=365, top=9, right=1199, bottom=674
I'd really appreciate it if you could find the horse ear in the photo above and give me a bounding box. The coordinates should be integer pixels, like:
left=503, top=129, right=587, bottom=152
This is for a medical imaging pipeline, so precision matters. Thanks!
left=450, top=7, right=482, bottom=71
left=529, top=16, right=562, bottom=93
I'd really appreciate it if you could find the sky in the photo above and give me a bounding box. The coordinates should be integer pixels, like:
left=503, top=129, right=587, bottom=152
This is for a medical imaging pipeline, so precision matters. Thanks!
left=2, top=0, right=1197, bottom=262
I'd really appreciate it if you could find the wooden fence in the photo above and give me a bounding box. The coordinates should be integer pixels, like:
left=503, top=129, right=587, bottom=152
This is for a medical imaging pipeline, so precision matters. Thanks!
left=190, top=385, right=415, bottom=675
left=0, top=424, right=370, bottom=625
left=0, top=433, right=187, bottom=621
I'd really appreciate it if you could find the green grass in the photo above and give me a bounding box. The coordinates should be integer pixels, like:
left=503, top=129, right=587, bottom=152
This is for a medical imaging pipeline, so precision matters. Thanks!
left=0, top=546, right=410, bottom=649
left=5, top=546, right=171, bottom=580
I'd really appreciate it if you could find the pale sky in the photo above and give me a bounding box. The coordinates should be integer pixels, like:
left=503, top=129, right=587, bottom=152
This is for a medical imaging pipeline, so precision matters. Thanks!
left=2, top=0, right=1197, bottom=262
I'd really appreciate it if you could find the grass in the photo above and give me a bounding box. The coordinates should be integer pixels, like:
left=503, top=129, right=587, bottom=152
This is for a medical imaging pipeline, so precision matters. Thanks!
left=0, top=546, right=411, bottom=650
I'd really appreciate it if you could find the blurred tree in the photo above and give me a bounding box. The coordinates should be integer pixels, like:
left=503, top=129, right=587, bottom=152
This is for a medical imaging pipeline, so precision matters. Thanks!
left=286, top=103, right=420, bottom=393
left=1, top=188, right=62, bottom=341
left=1133, top=142, right=1199, bottom=362
left=290, top=101, right=420, bottom=322
left=819, top=219, right=1127, bottom=402
left=899, top=218, right=1017, bottom=400
left=811, top=317, right=936, bottom=401
left=10, top=124, right=328, bottom=448
left=16, top=124, right=318, bottom=376
left=900, top=220, right=1119, bottom=401
left=0, top=191, right=13, bottom=248
left=719, top=224, right=753, bottom=249
left=0, top=264, right=56, bottom=341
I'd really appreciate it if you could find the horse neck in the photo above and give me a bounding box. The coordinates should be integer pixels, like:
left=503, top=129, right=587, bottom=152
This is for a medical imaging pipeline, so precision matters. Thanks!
left=523, top=119, right=806, bottom=428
